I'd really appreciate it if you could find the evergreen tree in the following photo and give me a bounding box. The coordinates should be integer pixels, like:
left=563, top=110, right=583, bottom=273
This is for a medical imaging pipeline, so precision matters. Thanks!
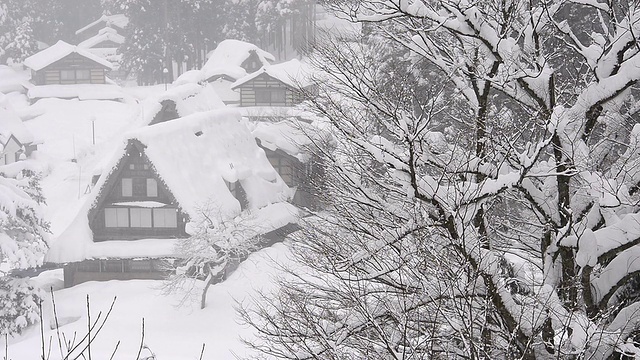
left=0, top=170, right=49, bottom=336
left=0, top=0, right=39, bottom=64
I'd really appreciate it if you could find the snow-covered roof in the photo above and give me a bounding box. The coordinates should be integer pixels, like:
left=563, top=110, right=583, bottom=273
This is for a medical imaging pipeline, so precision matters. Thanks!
left=0, top=66, right=31, bottom=94
left=0, top=107, right=34, bottom=146
left=45, top=109, right=297, bottom=263
left=135, top=83, right=226, bottom=126
left=23, top=41, right=114, bottom=71
left=202, top=40, right=275, bottom=81
left=28, top=84, right=125, bottom=101
left=77, top=27, right=125, bottom=49
left=231, top=59, right=315, bottom=89
left=130, top=109, right=291, bottom=214
left=252, top=120, right=317, bottom=162
left=75, top=14, right=128, bottom=35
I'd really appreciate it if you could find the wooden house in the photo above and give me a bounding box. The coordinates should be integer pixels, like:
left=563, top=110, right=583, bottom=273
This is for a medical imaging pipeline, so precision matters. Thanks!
left=24, top=41, right=113, bottom=86
left=45, top=109, right=298, bottom=287
left=0, top=108, right=39, bottom=166
left=77, top=27, right=126, bottom=79
left=202, top=40, right=275, bottom=83
left=75, top=14, right=128, bottom=42
left=231, top=59, right=315, bottom=107
left=78, top=27, right=125, bottom=50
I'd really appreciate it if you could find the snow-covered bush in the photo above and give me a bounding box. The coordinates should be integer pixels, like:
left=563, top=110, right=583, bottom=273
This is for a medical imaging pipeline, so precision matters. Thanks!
left=165, top=208, right=261, bottom=309
left=0, top=170, right=48, bottom=336
left=0, top=277, right=41, bottom=336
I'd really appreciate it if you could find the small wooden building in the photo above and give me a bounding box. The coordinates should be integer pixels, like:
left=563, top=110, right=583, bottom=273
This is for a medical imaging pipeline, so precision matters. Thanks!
left=202, top=40, right=275, bottom=83
left=75, top=14, right=128, bottom=42
left=231, top=59, right=315, bottom=107
left=78, top=27, right=125, bottom=51
left=24, top=41, right=113, bottom=86
left=45, top=109, right=298, bottom=287
left=0, top=108, right=39, bottom=166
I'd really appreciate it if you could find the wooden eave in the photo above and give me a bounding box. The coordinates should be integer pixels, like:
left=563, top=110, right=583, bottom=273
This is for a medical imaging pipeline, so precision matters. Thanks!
left=40, top=53, right=112, bottom=72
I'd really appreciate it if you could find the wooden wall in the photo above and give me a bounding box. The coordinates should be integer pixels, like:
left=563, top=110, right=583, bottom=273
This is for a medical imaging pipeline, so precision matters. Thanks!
left=237, top=73, right=305, bottom=107
left=90, top=148, right=188, bottom=241
left=64, top=259, right=169, bottom=287
left=33, top=53, right=107, bottom=85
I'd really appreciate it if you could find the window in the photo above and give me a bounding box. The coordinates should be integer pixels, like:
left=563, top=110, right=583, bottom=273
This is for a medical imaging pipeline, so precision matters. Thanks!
left=132, top=178, right=146, bottom=196
left=122, top=178, right=133, bottom=197
left=146, top=179, right=158, bottom=197
left=130, top=208, right=152, bottom=228
left=255, top=89, right=287, bottom=105
left=76, top=69, right=90, bottom=80
left=255, top=90, right=270, bottom=104
left=60, top=69, right=91, bottom=83
left=268, top=155, right=294, bottom=186
left=60, top=70, right=76, bottom=80
left=271, top=89, right=286, bottom=103
left=153, top=208, right=177, bottom=228
left=105, top=208, right=129, bottom=227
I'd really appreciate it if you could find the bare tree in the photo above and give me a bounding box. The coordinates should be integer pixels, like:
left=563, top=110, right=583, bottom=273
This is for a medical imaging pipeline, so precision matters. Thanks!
left=164, top=205, right=262, bottom=310
left=239, top=1, right=640, bottom=359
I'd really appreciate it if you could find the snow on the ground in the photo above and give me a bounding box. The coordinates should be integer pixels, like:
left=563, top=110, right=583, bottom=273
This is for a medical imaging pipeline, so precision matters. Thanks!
left=16, top=98, right=138, bottom=235
left=4, top=242, right=293, bottom=359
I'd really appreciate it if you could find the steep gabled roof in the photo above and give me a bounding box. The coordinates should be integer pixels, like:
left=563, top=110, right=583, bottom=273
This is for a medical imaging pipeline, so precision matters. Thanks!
left=45, top=109, right=297, bottom=263
left=202, top=40, right=275, bottom=81
left=75, top=14, right=128, bottom=35
left=23, top=41, right=113, bottom=71
left=77, top=27, right=125, bottom=49
left=129, top=109, right=291, bottom=216
left=231, top=59, right=315, bottom=90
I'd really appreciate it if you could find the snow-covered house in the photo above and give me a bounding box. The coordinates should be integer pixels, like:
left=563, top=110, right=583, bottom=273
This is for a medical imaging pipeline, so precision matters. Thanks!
left=24, top=41, right=113, bottom=86
left=75, top=14, right=128, bottom=42
left=45, top=109, right=298, bottom=287
left=144, top=83, right=225, bottom=126
left=77, top=27, right=126, bottom=79
left=174, top=40, right=275, bottom=105
left=202, top=39, right=275, bottom=83
left=78, top=27, right=125, bottom=50
left=22, top=41, right=124, bottom=101
left=0, top=108, right=39, bottom=165
left=253, top=120, right=325, bottom=209
left=231, top=59, right=315, bottom=107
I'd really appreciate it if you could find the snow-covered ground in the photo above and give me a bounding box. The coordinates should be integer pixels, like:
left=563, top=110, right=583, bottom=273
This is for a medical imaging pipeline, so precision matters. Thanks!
left=0, top=83, right=295, bottom=358
left=4, top=242, right=291, bottom=359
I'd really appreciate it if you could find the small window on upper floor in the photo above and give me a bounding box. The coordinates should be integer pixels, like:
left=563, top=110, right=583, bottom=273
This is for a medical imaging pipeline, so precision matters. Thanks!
left=147, top=178, right=158, bottom=197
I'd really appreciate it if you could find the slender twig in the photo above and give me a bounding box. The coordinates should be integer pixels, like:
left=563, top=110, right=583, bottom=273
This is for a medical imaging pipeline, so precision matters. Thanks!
left=199, top=343, right=205, bottom=360
left=86, top=296, right=91, bottom=360
left=65, top=297, right=117, bottom=360
left=39, top=299, right=45, bottom=360
left=108, top=340, right=120, bottom=360
left=5, top=333, right=8, bottom=360
left=50, top=288, right=65, bottom=359
left=135, top=318, right=145, bottom=360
